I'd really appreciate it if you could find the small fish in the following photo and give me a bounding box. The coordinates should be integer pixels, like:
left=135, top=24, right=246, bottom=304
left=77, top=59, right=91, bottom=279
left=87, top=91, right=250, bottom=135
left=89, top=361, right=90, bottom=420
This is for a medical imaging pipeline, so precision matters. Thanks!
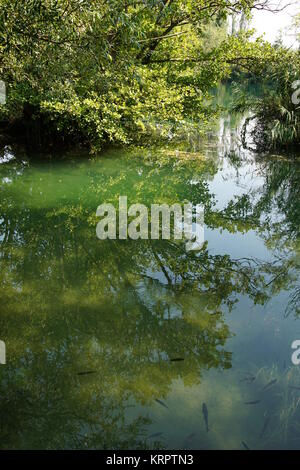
left=148, top=432, right=163, bottom=439
left=170, top=358, right=185, bottom=362
left=240, top=376, right=256, bottom=384
left=288, top=386, right=300, bottom=391
left=244, top=400, right=261, bottom=405
left=262, top=379, right=277, bottom=391
left=77, top=371, right=97, bottom=376
left=242, top=441, right=250, bottom=450
left=202, top=403, right=209, bottom=432
left=259, top=414, right=271, bottom=439
left=155, top=399, right=169, bottom=410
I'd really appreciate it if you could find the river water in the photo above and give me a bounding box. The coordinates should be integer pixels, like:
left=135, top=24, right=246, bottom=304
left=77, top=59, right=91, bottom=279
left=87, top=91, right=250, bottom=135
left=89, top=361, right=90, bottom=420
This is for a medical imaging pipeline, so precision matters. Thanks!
left=0, top=109, right=300, bottom=449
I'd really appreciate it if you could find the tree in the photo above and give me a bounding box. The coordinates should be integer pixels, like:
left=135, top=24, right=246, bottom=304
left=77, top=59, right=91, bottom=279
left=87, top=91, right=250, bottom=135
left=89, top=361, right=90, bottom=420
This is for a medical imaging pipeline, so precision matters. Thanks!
left=0, top=0, right=284, bottom=149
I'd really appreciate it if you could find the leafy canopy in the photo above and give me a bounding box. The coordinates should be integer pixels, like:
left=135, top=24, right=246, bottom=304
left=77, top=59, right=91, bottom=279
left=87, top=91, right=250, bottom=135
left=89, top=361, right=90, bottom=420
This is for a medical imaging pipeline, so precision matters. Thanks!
left=0, top=0, right=279, bottom=147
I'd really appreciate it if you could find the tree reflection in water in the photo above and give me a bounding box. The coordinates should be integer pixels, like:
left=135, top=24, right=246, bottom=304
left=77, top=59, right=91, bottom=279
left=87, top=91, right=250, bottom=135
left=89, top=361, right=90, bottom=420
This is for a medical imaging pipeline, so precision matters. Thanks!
left=0, top=140, right=299, bottom=449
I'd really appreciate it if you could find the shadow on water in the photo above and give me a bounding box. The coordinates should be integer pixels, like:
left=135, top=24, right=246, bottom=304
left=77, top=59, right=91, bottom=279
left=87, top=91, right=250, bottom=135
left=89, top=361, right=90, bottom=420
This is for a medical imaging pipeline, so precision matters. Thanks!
left=0, top=102, right=300, bottom=449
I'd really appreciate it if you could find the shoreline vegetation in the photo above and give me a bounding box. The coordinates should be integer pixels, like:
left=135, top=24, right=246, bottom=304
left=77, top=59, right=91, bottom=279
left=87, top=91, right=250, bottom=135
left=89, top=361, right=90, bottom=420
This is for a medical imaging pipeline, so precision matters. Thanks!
left=0, top=1, right=299, bottom=153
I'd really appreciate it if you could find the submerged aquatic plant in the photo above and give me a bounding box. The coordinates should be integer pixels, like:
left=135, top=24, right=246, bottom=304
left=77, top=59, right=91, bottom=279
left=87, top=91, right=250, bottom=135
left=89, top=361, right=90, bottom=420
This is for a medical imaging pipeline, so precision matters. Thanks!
left=241, top=364, right=300, bottom=449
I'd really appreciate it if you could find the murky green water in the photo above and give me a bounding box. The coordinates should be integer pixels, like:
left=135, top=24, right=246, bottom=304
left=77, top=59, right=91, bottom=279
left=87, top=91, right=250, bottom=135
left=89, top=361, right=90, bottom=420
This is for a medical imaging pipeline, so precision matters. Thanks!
left=0, top=113, right=300, bottom=450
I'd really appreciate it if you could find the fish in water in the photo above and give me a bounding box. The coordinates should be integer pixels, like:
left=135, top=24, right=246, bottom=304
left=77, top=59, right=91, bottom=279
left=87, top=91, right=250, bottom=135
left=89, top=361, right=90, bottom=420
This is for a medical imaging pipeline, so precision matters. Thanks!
left=262, top=379, right=277, bottom=391
left=240, top=376, right=256, bottom=384
left=155, top=399, right=169, bottom=410
left=289, top=385, right=300, bottom=391
left=244, top=400, right=261, bottom=405
left=242, top=441, right=250, bottom=450
left=202, top=403, right=209, bottom=432
left=259, top=414, right=271, bottom=439
left=77, top=371, right=97, bottom=376
left=170, top=358, right=185, bottom=362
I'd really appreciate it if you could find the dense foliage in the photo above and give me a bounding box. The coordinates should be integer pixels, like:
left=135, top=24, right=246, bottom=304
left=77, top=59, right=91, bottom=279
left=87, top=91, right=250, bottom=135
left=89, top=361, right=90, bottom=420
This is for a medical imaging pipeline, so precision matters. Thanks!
left=0, top=0, right=278, bottom=149
left=232, top=14, right=300, bottom=151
